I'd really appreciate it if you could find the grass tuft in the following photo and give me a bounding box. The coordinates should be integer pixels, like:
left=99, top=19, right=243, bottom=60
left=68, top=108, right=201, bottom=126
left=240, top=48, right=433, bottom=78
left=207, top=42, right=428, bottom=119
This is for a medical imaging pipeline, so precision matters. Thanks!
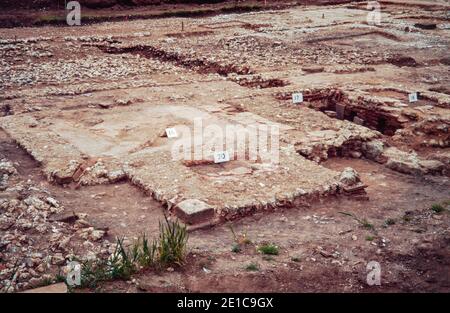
left=257, top=244, right=279, bottom=255
left=245, top=262, right=259, bottom=271
left=431, top=203, right=445, bottom=214
left=75, top=216, right=188, bottom=289
left=229, top=225, right=252, bottom=254
left=158, top=216, right=189, bottom=266
left=339, top=212, right=374, bottom=230
left=231, top=243, right=241, bottom=253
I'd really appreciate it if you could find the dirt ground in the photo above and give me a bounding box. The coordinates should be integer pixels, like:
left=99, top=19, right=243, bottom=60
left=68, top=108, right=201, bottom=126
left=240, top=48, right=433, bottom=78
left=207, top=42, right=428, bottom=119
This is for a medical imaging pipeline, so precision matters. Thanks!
left=0, top=0, right=449, bottom=293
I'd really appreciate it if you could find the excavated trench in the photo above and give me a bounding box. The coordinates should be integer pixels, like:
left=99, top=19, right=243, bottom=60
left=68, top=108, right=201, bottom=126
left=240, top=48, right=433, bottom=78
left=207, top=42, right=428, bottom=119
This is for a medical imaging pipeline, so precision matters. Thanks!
left=275, top=89, right=404, bottom=136
left=304, top=30, right=401, bottom=44
left=101, top=44, right=289, bottom=88
left=324, top=93, right=404, bottom=136
left=165, top=31, right=214, bottom=38
left=275, top=90, right=450, bottom=176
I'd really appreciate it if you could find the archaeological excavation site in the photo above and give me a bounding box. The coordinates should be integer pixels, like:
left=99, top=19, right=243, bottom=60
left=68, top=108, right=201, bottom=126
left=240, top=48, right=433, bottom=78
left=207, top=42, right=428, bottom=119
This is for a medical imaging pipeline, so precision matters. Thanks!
left=0, top=0, right=449, bottom=295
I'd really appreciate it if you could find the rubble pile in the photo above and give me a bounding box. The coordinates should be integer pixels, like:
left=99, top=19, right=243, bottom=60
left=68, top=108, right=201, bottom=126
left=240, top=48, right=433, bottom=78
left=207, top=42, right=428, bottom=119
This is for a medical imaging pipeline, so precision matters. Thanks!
left=0, top=53, right=177, bottom=89
left=158, top=32, right=392, bottom=71
left=294, top=123, right=380, bottom=162
left=0, top=159, right=16, bottom=191
left=0, top=156, right=111, bottom=293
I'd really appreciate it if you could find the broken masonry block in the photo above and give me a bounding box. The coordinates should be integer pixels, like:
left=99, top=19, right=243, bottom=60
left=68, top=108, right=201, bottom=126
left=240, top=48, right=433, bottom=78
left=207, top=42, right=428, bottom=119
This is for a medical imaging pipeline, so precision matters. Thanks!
left=339, top=167, right=361, bottom=186
left=174, top=199, right=215, bottom=225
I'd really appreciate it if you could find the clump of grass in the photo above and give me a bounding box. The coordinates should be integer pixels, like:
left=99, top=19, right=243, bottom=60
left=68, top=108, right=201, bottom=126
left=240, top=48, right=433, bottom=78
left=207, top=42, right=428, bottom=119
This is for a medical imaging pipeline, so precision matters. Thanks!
left=112, top=237, right=137, bottom=278
left=79, top=237, right=137, bottom=288
left=361, top=220, right=374, bottom=229
left=136, top=234, right=158, bottom=267
left=231, top=243, right=241, bottom=253
left=366, top=235, right=375, bottom=241
left=339, top=212, right=374, bottom=230
left=431, top=203, right=445, bottom=214
left=158, top=216, right=188, bottom=265
left=257, top=244, right=279, bottom=255
left=245, top=262, right=259, bottom=271
left=37, top=277, right=54, bottom=288
left=54, top=271, right=66, bottom=284
left=75, top=216, right=188, bottom=289
left=79, top=258, right=111, bottom=288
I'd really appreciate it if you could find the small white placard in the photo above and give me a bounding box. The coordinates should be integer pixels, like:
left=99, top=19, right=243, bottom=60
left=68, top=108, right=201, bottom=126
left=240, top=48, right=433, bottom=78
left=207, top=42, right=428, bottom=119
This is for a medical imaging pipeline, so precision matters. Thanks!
left=165, top=128, right=178, bottom=138
left=292, top=92, right=304, bottom=104
left=214, top=151, right=230, bottom=164
left=408, top=92, right=418, bottom=103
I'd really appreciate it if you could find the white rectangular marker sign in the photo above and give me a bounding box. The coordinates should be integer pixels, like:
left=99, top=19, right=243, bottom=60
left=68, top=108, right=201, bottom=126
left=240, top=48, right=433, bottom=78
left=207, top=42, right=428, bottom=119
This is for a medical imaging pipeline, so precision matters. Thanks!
left=214, top=151, right=230, bottom=164
left=292, top=92, right=303, bottom=104
left=408, top=92, right=418, bottom=103
left=165, top=128, right=178, bottom=138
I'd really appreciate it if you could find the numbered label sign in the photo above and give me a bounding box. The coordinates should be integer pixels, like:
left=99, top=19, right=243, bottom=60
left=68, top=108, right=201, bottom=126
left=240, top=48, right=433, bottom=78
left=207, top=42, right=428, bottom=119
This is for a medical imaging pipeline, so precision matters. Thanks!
left=292, top=92, right=304, bottom=104
left=214, top=151, right=230, bottom=164
left=408, top=92, right=418, bottom=103
left=165, top=128, right=178, bottom=138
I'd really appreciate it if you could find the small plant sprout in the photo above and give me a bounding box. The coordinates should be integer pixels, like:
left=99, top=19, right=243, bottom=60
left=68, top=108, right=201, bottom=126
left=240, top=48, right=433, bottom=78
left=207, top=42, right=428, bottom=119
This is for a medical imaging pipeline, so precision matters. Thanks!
left=258, top=244, right=279, bottom=255
left=245, top=262, right=259, bottom=271
left=229, top=225, right=252, bottom=253
left=231, top=243, right=241, bottom=253
left=339, top=212, right=374, bottom=230
left=431, top=203, right=445, bottom=214
left=229, top=225, right=252, bottom=245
